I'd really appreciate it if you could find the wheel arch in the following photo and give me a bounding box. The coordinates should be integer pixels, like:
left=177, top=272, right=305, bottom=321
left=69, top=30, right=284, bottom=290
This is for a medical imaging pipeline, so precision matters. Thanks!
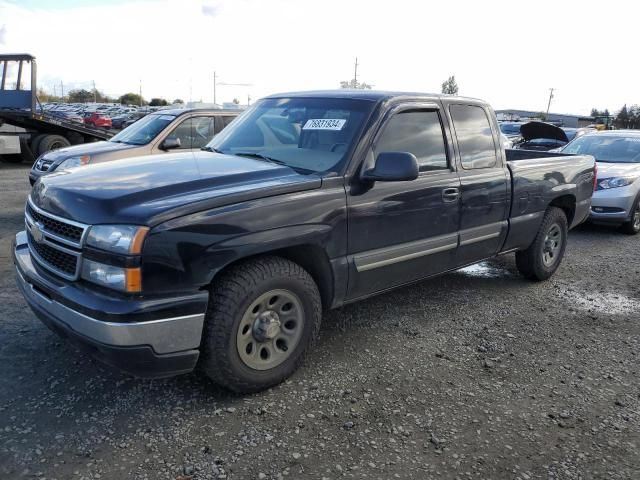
left=208, top=244, right=335, bottom=310
left=549, top=194, right=576, bottom=226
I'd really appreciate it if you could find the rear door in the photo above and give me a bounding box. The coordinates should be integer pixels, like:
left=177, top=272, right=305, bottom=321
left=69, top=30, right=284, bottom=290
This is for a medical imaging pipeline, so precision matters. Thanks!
left=346, top=103, right=461, bottom=299
left=447, top=103, right=509, bottom=265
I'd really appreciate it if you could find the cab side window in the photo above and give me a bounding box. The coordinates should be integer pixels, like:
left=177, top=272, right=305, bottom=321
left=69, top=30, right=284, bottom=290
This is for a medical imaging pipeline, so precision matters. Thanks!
left=166, top=117, right=216, bottom=150
left=449, top=105, right=497, bottom=169
left=374, top=110, right=449, bottom=172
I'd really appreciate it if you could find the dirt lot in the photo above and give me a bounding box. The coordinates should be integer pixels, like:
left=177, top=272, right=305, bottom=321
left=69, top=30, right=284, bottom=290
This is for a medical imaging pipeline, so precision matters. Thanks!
left=0, top=163, right=639, bottom=480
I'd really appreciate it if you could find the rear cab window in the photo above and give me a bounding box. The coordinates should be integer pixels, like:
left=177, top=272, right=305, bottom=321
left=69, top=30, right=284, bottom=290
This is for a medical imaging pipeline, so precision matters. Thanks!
left=450, top=104, right=498, bottom=169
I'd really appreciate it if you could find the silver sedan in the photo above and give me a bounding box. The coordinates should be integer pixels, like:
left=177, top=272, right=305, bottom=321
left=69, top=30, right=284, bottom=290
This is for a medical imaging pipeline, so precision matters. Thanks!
left=560, top=130, right=640, bottom=234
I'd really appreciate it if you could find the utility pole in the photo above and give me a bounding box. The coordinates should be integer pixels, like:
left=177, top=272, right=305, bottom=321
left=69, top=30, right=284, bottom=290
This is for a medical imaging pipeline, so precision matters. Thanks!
left=353, top=57, right=359, bottom=87
left=53, top=84, right=57, bottom=98
left=60, top=81, right=64, bottom=101
left=247, top=94, right=251, bottom=106
left=139, top=80, right=142, bottom=107
left=546, top=88, right=554, bottom=118
left=93, top=80, right=97, bottom=103
left=213, top=71, right=217, bottom=105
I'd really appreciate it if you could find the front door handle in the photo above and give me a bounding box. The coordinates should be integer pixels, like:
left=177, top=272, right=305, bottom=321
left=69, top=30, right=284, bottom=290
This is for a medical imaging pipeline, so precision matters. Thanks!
left=442, top=187, right=460, bottom=202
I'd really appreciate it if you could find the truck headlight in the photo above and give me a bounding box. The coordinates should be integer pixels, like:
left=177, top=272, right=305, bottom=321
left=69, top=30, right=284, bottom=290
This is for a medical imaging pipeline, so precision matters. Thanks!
left=81, top=259, right=141, bottom=293
left=86, top=225, right=149, bottom=254
left=58, top=155, right=91, bottom=169
left=598, top=177, right=637, bottom=190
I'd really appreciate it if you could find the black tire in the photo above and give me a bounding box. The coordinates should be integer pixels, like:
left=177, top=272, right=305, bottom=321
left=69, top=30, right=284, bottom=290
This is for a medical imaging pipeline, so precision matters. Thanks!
left=30, top=134, right=48, bottom=156
left=621, top=196, right=640, bottom=235
left=516, top=207, right=568, bottom=281
left=37, top=135, right=71, bottom=156
left=200, top=256, right=322, bottom=393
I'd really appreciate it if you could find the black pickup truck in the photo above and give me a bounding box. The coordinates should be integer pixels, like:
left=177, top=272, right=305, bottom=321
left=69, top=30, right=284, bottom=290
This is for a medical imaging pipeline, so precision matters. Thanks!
left=13, top=91, right=596, bottom=393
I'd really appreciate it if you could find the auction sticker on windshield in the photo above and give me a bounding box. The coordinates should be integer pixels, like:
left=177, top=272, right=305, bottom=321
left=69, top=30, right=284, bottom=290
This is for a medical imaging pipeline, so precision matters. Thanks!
left=303, top=119, right=347, bottom=130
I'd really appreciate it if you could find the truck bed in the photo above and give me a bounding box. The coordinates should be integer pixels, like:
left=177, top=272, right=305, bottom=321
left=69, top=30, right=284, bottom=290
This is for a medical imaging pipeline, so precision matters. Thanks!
left=502, top=150, right=596, bottom=252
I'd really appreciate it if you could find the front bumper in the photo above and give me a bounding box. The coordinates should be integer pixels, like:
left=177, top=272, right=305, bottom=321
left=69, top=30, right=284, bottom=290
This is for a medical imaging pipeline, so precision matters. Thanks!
left=13, top=231, right=208, bottom=378
left=589, top=187, right=636, bottom=223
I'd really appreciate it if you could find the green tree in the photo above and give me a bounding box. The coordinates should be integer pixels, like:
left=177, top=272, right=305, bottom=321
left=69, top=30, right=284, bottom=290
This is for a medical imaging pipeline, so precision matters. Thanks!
left=173, top=98, right=184, bottom=104
left=37, top=88, right=62, bottom=103
left=68, top=89, right=95, bottom=103
left=441, top=75, right=459, bottom=95
left=616, top=105, right=629, bottom=129
left=119, top=92, right=145, bottom=106
left=149, top=98, right=168, bottom=106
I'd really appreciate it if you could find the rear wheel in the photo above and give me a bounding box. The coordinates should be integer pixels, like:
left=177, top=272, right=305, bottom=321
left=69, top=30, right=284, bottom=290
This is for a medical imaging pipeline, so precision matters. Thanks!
left=621, top=196, right=640, bottom=235
left=200, top=256, right=322, bottom=393
left=37, top=135, right=71, bottom=156
left=516, top=207, right=568, bottom=281
left=30, top=134, right=48, bottom=156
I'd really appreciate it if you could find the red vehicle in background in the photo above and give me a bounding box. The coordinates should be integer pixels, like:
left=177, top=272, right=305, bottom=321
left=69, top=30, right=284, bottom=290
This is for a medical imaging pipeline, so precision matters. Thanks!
left=84, top=112, right=112, bottom=128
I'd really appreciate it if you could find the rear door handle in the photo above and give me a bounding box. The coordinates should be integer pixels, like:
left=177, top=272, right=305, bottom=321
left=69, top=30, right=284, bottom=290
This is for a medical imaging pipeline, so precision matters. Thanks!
left=442, top=187, right=460, bottom=202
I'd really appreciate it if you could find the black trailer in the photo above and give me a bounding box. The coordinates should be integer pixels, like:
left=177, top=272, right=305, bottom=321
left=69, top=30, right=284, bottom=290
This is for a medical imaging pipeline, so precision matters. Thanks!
left=0, top=54, right=113, bottom=164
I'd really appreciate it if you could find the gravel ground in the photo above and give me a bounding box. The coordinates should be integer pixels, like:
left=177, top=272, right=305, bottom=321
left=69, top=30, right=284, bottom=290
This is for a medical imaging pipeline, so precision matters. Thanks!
left=1, top=163, right=639, bottom=480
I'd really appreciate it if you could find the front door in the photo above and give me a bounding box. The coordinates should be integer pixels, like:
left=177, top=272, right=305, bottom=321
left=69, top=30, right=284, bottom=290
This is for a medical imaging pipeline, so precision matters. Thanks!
left=346, top=106, right=461, bottom=300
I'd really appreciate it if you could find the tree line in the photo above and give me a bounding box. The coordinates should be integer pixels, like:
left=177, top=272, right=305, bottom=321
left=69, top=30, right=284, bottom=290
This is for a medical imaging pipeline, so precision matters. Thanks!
left=37, top=88, right=183, bottom=107
left=591, top=106, right=640, bottom=129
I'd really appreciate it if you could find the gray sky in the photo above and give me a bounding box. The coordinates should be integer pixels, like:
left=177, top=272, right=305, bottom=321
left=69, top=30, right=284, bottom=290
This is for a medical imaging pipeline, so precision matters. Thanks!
left=0, top=0, right=635, bottom=115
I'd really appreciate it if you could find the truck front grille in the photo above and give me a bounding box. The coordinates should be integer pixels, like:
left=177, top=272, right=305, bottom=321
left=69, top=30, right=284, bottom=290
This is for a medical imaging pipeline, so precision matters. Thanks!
left=27, top=231, right=79, bottom=277
left=26, top=203, right=84, bottom=243
left=24, top=199, right=88, bottom=280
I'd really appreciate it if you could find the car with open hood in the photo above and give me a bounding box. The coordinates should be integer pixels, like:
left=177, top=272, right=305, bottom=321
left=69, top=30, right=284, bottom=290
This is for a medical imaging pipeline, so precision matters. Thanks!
left=515, top=121, right=569, bottom=151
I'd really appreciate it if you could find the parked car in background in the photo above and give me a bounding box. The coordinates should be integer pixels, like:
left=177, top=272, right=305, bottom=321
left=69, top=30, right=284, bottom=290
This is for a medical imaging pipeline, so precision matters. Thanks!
left=515, top=121, right=568, bottom=151
left=84, top=112, right=112, bottom=129
left=16, top=91, right=596, bottom=392
left=111, top=113, right=135, bottom=129
left=499, top=121, right=523, bottom=143
left=560, top=130, right=640, bottom=234
left=122, top=112, right=147, bottom=129
left=53, top=111, right=84, bottom=123
left=561, top=127, right=595, bottom=143
left=30, top=109, right=239, bottom=184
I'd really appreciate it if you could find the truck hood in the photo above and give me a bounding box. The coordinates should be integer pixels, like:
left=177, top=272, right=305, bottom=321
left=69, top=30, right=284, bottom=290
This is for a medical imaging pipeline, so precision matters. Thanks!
left=520, top=122, right=568, bottom=142
left=30, top=151, right=322, bottom=226
left=595, top=161, right=640, bottom=178
left=42, top=141, right=139, bottom=161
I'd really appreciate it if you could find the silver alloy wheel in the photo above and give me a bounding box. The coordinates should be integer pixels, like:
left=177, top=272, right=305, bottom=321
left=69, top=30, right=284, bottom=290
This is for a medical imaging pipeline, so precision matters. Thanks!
left=542, top=223, right=562, bottom=266
left=236, top=289, right=305, bottom=371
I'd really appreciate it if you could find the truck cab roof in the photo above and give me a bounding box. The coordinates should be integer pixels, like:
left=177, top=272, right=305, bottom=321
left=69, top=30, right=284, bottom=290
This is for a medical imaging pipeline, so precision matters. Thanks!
left=264, top=90, right=485, bottom=104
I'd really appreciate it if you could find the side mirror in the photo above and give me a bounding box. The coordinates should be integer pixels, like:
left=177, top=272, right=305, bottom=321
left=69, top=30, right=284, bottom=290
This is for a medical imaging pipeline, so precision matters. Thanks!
left=161, top=137, right=181, bottom=151
left=362, top=152, right=419, bottom=182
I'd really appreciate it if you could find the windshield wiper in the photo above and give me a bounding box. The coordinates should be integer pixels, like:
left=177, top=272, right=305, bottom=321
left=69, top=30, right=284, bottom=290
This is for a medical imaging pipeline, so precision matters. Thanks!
left=201, top=146, right=224, bottom=153
left=232, top=151, right=288, bottom=166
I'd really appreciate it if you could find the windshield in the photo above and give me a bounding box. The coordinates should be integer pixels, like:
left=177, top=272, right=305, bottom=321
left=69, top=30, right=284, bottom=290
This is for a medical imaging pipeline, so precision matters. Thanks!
left=500, top=123, right=521, bottom=135
left=561, top=135, right=640, bottom=163
left=207, top=97, right=374, bottom=174
left=109, top=114, right=174, bottom=145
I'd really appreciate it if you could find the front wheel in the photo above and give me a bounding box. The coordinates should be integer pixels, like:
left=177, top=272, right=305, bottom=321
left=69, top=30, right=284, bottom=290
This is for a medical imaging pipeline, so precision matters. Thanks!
left=200, top=256, right=322, bottom=393
left=621, top=196, right=640, bottom=235
left=516, top=207, right=568, bottom=281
